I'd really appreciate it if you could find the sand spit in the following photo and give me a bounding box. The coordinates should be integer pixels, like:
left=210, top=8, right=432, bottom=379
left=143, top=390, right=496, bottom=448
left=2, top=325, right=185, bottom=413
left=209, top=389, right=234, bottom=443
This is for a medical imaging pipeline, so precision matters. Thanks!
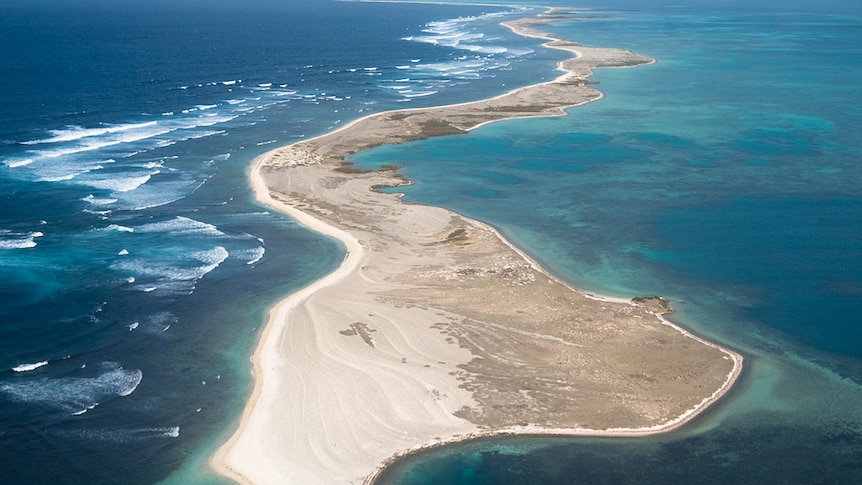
left=213, top=9, right=741, bottom=485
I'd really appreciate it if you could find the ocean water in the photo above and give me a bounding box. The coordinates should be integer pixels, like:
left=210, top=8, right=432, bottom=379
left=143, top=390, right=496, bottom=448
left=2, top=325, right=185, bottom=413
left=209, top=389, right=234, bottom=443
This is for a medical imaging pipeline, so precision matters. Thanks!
left=5, top=1, right=862, bottom=484
left=0, top=1, right=565, bottom=483
left=351, top=6, right=862, bottom=485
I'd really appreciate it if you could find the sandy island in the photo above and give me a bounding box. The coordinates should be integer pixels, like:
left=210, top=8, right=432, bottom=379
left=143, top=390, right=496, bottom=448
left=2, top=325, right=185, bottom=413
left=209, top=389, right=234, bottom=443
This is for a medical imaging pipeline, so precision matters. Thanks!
left=212, top=8, right=742, bottom=485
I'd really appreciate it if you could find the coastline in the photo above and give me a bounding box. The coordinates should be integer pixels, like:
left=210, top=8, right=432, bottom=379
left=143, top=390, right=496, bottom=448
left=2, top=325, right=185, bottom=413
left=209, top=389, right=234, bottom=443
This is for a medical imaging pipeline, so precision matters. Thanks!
left=212, top=8, right=742, bottom=485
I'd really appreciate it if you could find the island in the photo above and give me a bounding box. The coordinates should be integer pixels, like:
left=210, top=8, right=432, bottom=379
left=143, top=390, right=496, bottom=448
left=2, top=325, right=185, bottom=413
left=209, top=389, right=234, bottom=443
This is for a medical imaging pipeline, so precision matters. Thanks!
left=212, top=9, right=742, bottom=485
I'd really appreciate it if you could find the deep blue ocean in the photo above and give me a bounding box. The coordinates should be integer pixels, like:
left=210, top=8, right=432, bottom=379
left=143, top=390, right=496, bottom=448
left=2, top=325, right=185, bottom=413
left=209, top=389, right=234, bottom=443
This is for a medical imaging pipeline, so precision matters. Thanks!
left=2, top=0, right=861, bottom=484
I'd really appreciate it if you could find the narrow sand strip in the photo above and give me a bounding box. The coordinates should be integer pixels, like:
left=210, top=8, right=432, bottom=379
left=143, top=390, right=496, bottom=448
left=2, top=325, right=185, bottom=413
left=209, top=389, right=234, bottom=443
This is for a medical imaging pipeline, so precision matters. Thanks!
left=213, top=9, right=742, bottom=485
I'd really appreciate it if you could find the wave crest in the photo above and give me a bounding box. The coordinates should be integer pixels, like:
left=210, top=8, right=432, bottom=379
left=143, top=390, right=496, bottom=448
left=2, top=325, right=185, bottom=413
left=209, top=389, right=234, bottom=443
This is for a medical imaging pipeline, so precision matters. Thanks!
left=0, top=230, right=45, bottom=249
left=52, top=426, right=180, bottom=442
left=12, top=361, right=49, bottom=372
left=0, top=362, right=142, bottom=415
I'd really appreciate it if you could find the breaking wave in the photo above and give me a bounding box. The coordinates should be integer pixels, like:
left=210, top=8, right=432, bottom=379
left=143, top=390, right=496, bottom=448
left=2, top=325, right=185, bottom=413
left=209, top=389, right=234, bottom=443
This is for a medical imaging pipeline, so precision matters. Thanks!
left=0, top=362, right=142, bottom=415
left=21, top=121, right=160, bottom=146
left=52, top=426, right=180, bottom=442
left=0, top=230, right=44, bottom=249
left=12, top=361, right=49, bottom=372
left=388, top=8, right=534, bottom=101
left=134, top=216, right=225, bottom=237
left=113, top=246, right=229, bottom=295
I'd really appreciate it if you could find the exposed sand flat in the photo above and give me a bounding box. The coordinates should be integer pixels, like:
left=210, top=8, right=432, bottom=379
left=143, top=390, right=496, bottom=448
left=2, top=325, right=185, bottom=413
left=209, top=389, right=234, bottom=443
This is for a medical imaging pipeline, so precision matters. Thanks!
left=213, top=9, right=742, bottom=485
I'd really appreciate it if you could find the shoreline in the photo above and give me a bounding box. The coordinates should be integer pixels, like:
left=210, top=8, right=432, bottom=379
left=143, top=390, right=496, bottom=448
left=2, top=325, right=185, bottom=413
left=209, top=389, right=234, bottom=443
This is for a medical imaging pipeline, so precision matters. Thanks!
left=209, top=157, right=366, bottom=485
left=212, top=8, right=742, bottom=485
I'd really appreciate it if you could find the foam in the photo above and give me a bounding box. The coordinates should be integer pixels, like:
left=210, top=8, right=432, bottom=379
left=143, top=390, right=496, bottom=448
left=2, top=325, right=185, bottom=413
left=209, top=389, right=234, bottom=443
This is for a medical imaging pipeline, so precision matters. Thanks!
left=82, top=195, right=119, bottom=206
left=114, top=245, right=228, bottom=294
left=218, top=211, right=273, bottom=222
left=188, top=129, right=227, bottom=140
left=105, top=224, right=135, bottom=233
left=154, top=139, right=177, bottom=148
left=403, top=91, right=438, bottom=98
left=192, top=246, right=230, bottom=276
left=6, top=109, right=239, bottom=187
left=184, top=115, right=237, bottom=128
left=0, top=230, right=44, bottom=249
left=22, top=121, right=159, bottom=145
left=31, top=158, right=113, bottom=183
left=81, top=170, right=158, bottom=193
left=136, top=160, right=164, bottom=169
left=52, top=426, right=180, bottom=442
left=109, top=176, right=208, bottom=211
left=82, top=210, right=112, bottom=218
left=463, top=45, right=508, bottom=55
left=6, top=86, right=353, bottom=193
left=134, top=216, right=225, bottom=237
left=234, top=246, right=266, bottom=265
left=4, top=158, right=34, bottom=168
left=507, top=47, right=534, bottom=57
left=12, top=361, right=48, bottom=372
left=381, top=83, right=412, bottom=91
left=152, top=246, right=229, bottom=285
left=33, top=126, right=175, bottom=158
left=247, top=247, right=265, bottom=265
left=397, top=9, right=530, bottom=93
left=38, top=173, right=75, bottom=182
left=134, top=312, right=177, bottom=334
left=71, top=403, right=98, bottom=416
left=0, top=362, right=142, bottom=414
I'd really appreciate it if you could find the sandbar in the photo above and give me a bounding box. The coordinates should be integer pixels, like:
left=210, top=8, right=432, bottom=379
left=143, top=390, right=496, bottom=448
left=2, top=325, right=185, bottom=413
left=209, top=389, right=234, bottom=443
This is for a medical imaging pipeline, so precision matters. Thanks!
left=212, top=8, right=742, bottom=485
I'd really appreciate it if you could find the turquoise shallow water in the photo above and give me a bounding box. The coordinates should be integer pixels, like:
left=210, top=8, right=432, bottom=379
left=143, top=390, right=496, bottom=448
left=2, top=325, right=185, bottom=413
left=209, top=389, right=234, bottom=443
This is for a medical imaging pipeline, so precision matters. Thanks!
left=352, top=7, right=862, bottom=484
